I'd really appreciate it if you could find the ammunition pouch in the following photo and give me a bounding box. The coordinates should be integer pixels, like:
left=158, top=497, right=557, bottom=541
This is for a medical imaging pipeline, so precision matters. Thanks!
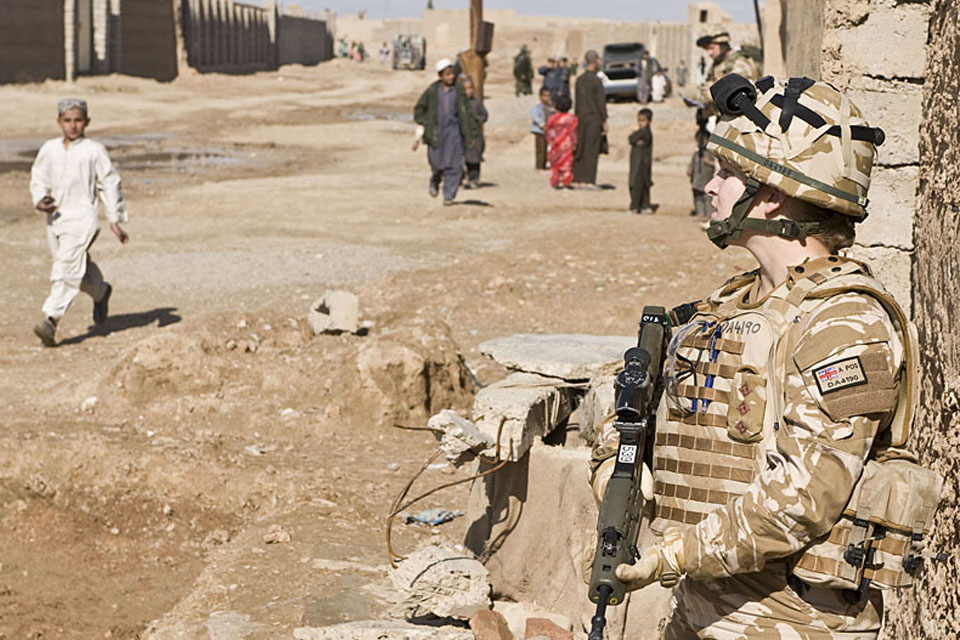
left=790, top=457, right=943, bottom=594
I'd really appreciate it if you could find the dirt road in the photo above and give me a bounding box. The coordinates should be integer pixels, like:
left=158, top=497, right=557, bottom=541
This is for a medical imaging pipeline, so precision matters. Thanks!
left=0, top=59, right=752, bottom=638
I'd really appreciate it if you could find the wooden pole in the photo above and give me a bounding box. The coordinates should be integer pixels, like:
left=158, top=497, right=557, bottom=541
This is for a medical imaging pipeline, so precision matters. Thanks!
left=470, top=0, right=481, bottom=50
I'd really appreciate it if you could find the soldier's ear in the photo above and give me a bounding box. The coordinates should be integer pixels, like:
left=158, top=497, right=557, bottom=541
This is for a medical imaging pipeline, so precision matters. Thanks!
left=760, top=186, right=787, bottom=217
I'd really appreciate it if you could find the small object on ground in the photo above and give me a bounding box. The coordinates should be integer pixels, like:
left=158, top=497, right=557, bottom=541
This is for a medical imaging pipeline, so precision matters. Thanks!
left=93, top=283, right=112, bottom=324
left=469, top=609, right=515, bottom=640
left=264, top=524, right=292, bottom=544
left=403, top=508, right=464, bottom=526
left=80, top=396, right=99, bottom=412
left=33, top=318, right=56, bottom=347
left=308, top=290, right=359, bottom=335
left=293, top=620, right=473, bottom=640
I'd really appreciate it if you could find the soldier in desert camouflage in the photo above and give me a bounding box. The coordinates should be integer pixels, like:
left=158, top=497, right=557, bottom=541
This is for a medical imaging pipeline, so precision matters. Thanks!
left=589, top=75, right=941, bottom=638
left=695, top=32, right=759, bottom=121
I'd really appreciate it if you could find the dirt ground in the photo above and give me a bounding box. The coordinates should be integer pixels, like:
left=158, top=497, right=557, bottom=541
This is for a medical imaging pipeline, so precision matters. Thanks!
left=0, top=59, right=754, bottom=639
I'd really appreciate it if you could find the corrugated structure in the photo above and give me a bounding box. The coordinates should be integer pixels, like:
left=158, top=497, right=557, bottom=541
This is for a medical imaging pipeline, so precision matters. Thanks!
left=0, top=0, right=333, bottom=84
left=0, top=0, right=66, bottom=83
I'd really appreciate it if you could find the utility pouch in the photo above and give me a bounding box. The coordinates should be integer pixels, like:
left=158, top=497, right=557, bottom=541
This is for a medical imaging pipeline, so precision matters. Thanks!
left=790, top=457, right=942, bottom=594
left=726, top=368, right=765, bottom=443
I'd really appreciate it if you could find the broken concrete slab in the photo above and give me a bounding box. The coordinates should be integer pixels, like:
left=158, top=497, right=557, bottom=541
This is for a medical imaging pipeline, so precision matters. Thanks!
left=479, top=334, right=634, bottom=381
left=471, top=373, right=577, bottom=462
left=293, top=621, right=474, bottom=640
left=390, top=544, right=491, bottom=621
left=577, top=372, right=617, bottom=446
left=308, top=290, right=360, bottom=335
left=428, top=409, right=496, bottom=466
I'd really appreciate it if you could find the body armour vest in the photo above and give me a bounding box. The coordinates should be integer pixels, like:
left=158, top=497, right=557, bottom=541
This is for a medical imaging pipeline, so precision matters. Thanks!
left=650, top=256, right=940, bottom=593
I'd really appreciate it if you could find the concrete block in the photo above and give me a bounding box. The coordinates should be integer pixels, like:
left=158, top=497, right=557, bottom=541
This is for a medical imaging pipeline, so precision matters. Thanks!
left=491, top=601, right=572, bottom=639
left=471, top=373, right=577, bottom=462
left=308, top=290, right=359, bottom=334
left=577, top=374, right=617, bottom=446
left=293, top=621, right=474, bottom=640
left=390, top=545, right=491, bottom=621
left=859, top=165, right=918, bottom=250
left=428, top=410, right=496, bottom=466
left=469, top=609, right=515, bottom=640
left=836, top=3, right=931, bottom=80
left=479, top=334, right=634, bottom=381
left=463, top=445, right=671, bottom=640
left=525, top=618, right=573, bottom=640
left=847, top=84, right=922, bottom=166
left=847, top=245, right=913, bottom=316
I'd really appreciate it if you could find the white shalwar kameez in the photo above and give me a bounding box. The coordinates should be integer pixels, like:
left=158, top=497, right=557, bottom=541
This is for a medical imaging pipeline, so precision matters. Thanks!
left=29, top=137, right=127, bottom=321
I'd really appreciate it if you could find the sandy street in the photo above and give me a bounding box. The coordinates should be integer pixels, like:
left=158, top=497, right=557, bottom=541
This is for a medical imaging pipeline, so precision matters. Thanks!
left=0, top=59, right=752, bottom=638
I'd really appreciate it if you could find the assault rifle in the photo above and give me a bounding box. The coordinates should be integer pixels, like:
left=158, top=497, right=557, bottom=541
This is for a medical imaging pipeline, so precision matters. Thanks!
left=587, top=305, right=670, bottom=640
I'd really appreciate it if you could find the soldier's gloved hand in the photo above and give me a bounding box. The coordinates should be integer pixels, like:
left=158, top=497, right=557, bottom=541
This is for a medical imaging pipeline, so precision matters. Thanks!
left=591, top=457, right=654, bottom=506
left=615, top=526, right=685, bottom=591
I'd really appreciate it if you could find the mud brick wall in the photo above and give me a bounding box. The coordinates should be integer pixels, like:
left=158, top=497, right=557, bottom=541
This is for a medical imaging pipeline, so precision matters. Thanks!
left=884, top=1, right=960, bottom=637
left=277, top=14, right=331, bottom=66
left=0, top=0, right=65, bottom=83
left=119, top=0, right=177, bottom=81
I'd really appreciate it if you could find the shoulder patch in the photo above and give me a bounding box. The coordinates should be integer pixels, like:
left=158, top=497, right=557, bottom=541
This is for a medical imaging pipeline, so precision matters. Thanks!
left=814, top=356, right=867, bottom=395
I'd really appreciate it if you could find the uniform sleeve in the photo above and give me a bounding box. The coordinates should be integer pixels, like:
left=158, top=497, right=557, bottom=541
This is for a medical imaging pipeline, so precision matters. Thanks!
left=94, top=144, right=128, bottom=223
left=29, top=142, right=52, bottom=206
left=683, top=294, right=903, bottom=579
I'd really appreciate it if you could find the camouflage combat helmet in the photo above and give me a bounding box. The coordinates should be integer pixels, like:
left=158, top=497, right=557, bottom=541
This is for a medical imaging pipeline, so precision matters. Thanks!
left=705, top=74, right=886, bottom=248
left=696, top=32, right=731, bottom=49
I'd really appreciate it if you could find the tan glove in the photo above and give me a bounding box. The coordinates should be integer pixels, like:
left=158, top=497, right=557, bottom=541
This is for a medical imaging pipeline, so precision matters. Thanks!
left=591, top=456, right=654, bottom=506
left=615, top=526, right=685, bottom=591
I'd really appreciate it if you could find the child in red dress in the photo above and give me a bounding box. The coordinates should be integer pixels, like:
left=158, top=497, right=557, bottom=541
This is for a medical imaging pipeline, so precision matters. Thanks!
left=545, top=95, right=578, bottom=188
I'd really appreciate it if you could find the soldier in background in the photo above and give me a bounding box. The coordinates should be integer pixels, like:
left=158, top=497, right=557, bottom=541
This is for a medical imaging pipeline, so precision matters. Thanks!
left=513, top=45, right=533, bottom=96
left=589, top=75, right=935, bottom=638
left=696, top=32, right=759, bottom=115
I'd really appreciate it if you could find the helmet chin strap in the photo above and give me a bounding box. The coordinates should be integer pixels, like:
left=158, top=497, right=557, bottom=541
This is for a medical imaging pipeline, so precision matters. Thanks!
left=707, top=177, right=826, bottom=249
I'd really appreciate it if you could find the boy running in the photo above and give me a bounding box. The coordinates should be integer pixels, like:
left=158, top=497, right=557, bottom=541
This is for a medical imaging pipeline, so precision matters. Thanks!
left=30, top=98, right=129, bottom=347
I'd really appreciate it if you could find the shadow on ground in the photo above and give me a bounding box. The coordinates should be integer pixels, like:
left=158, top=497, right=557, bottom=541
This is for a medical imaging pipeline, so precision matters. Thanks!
left=59, top=307, right=182, bottom=346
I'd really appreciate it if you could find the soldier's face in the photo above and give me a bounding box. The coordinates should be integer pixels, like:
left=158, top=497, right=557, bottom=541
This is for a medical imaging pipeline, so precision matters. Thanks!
left=705, top=162, right=746, bottom=223
left=707, top=43, right=723, bottom=60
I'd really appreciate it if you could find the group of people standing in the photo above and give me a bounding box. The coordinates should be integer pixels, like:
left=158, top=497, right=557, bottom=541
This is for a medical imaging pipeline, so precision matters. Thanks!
left=337, top=38, right=366, bottom=62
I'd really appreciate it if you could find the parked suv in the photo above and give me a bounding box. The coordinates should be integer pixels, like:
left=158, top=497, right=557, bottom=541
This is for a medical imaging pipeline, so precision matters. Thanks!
left=598, top=42, right=670, bottom=101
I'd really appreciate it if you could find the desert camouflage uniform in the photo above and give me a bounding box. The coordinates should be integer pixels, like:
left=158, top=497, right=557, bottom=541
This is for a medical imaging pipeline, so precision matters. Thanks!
left=699, top=50, right=758, bottom=119
left=591, top=255, right=908, bottom=639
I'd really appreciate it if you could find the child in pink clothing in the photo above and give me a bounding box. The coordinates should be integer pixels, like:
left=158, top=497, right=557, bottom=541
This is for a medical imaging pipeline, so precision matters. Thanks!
left=545, top=94, right=578, bottom=188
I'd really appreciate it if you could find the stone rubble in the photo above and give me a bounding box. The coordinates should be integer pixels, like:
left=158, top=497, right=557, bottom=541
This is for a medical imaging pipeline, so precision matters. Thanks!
left=308, top=290, right=360, bottom=335
left=469, top=609, right=515, bottom=640
left=427, top=409, right=496, bottom=466
left=389, top=544, right=491, bottom=621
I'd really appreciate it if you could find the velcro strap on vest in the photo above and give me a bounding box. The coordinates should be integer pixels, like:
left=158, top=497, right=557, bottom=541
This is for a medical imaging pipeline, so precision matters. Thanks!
left=677, top=385, right=730, bottom=403
left=656, top=431, right=756, bottom=459
left=695, top=361, right=738, bottom=378
left=687, top=336, right=745, bottom=354
left=656, top=503, right=709, bottom=525
left=654, top=460, right=752, bottom=488
left=667, top=408, right=729, bottom=428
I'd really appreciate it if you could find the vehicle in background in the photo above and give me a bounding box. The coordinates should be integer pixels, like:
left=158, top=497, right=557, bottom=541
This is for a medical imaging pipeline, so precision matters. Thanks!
left=598, top=42, right=672, bottom=101
left=393, top=35, right=427, bottom=70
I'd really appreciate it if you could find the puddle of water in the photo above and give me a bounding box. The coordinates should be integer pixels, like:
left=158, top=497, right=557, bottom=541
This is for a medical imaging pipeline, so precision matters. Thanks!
left=342, top=110, right=413, bottom=123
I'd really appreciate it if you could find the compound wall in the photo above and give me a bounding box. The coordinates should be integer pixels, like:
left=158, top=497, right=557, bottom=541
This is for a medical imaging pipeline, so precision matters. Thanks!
left=0, top=0, right=65, bottom=83
left=182, top=0, right=276, bottom=73
left=119, top=0, right=177, bottom=80
left=277, top=14, right=331, bottom=67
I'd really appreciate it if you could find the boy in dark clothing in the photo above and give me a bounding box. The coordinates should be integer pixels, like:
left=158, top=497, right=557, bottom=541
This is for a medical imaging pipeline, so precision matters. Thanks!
left=462, top=77, right=488, bottom=189
left=628, top=108, right=654, bottom=213
left=538, top=58, right=564, bottom=101
left=413, top=58, right=481, bottom=205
